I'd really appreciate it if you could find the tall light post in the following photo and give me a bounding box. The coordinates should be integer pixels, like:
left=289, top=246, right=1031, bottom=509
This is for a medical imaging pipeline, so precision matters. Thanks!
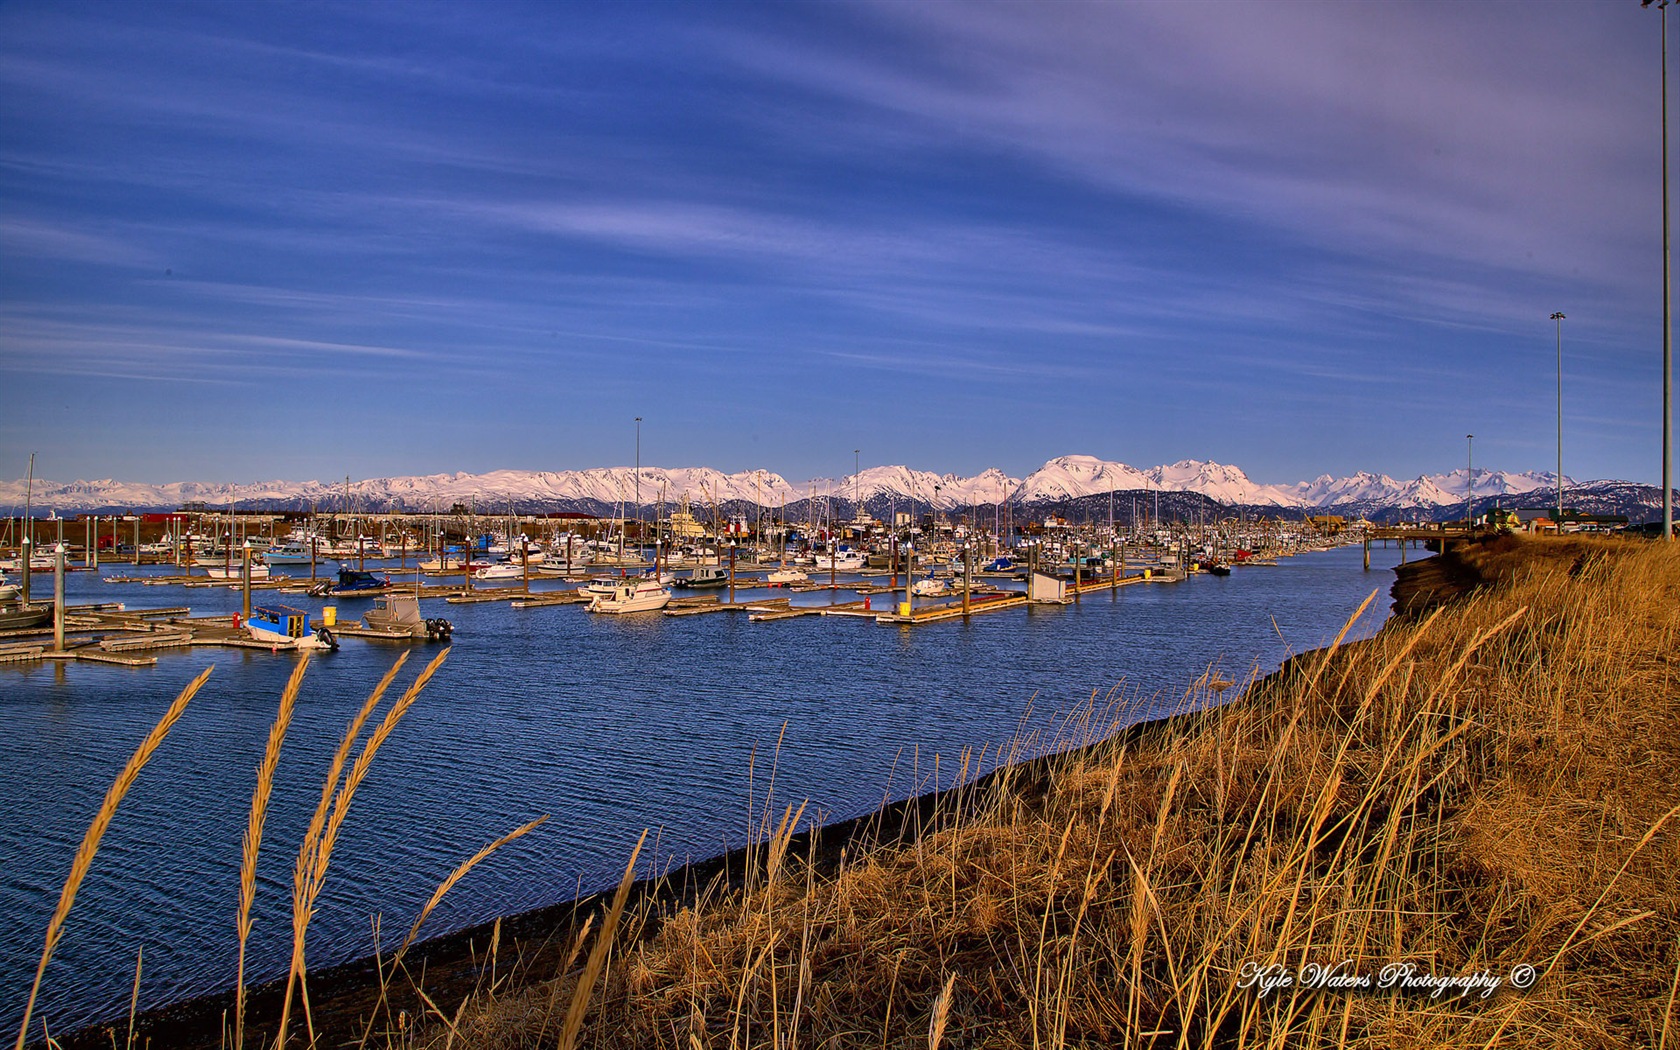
left=1466, top=434, right=1475, bottom=532
left=1552, top=311, right=1566, bottom=523
left=1650, top=0, right=1675, bottom=539
left=634, top=416, right=642, bottom=547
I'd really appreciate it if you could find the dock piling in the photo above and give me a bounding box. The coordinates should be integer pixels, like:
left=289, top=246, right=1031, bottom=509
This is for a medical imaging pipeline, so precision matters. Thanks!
left=20, top=537, right=30, bottom=606
left=53, top=544, right=65, bottom=652
left=962, top=544, right=971, bottom=618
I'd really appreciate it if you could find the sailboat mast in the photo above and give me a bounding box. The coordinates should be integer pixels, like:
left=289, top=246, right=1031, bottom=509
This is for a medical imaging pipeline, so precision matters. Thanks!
left=23, top=452, right=35, bottom=552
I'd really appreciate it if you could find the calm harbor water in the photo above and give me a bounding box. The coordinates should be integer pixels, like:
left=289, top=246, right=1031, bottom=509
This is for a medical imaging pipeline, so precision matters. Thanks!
left=0, top=544, right=1410, bottom=1033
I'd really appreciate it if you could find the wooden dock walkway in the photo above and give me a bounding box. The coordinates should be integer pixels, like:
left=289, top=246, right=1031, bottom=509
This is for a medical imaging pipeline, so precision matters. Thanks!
left=669, top=597, right=792, bottom=617
left=510, top=592, right=591, bottom=608
left=873, top=591, right=1029, bottom=624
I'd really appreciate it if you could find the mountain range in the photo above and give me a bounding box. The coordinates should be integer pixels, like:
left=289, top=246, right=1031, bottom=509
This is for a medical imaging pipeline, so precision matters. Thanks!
left=2, top=455, right=1673, bottom=524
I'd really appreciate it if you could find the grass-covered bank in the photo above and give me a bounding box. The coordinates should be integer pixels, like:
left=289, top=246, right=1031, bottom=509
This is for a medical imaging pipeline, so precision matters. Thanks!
left=411, top=535, right=1679, bottom=1049
left=37, top=536, right=1680, bottom=1048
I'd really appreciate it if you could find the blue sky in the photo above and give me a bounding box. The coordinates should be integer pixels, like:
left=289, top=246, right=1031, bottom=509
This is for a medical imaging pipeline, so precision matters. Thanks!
left=0, top=0, right=1672, bottom=487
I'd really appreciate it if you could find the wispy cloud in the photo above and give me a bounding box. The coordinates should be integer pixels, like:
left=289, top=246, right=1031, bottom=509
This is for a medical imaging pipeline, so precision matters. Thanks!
left=0, top=1, right=1667, bottom=484
left=0, top=217, right=161, bottom=268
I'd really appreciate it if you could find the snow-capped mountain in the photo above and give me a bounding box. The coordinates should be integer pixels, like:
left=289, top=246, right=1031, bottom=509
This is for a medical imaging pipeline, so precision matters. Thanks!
left=0, top=458, right=1669, bottom=522
left=1012, top=456, right=1151, bottom=503
left=1145, top=460, right=1300, bottom=507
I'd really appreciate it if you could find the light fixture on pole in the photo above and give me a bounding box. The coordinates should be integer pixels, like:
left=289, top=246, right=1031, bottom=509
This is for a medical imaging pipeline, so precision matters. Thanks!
left=1552, top=311, right=1566, bottom=524
left=1648, top=0, right=1675, bottom=540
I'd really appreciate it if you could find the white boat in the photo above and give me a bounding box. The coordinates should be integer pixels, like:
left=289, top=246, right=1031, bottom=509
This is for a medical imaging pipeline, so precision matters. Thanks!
left=579, top=573, right=644, bottom=598
left=418, top=555, right=487, bottom=571
left=474, top=563, right=524, bottom=581
left=813, top=549, right=867, bottom=572
left=264, top=542, right=319, bottom=565
left=765, top=568, right=809, bottom=585
left=912, top=576, right=952, bottom=597
left=204, top=563, right=272, bottom=581
left=244, top=604, right=336, bottom=649
left=586, top=577, right=672, bottom=613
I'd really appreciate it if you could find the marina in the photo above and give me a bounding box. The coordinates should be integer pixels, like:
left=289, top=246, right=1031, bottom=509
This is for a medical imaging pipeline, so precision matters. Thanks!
left=0, top=551, right=1270, bottom=665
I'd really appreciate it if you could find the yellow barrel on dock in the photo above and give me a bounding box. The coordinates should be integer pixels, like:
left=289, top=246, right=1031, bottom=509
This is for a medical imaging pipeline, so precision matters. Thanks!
left=322, top=606, right=337, bottom=626
left=898, top=602, right=911, bottom=617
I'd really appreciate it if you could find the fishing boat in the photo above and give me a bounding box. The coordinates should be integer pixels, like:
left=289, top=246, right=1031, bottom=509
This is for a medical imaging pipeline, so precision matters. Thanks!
left=244, top=604, right=337, bottom=650
left=307, top=568, right=391, bottom=597
left=0, top=601, right=52, bottom=630
left=675, top=565, right=731, bottom=589
left=586, top=577, right=672, bottom=614
left=363, top=593, right=453, bottom=641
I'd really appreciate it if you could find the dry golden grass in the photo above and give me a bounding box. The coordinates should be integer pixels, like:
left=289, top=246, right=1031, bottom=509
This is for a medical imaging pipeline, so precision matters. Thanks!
left=407, top=536, right=1680, bottom=1050
left=12, top=666, right=210, bottom=1050
left=21, top=537, right=1680, bottom=1050
left=235, top=654, right=308, bottom=1050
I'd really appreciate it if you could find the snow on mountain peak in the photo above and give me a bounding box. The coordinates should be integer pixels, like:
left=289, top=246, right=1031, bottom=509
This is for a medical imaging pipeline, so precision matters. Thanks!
left=0, top=459, right=1615, bottom=516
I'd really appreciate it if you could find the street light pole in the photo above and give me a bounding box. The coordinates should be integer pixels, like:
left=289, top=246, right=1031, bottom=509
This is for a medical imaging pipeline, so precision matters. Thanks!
left=1466, top=434, right=1475, bottom=533
left=1653, top=0, right=1675, bottom=539
left=853, top=449, right=860, bottom=547
left=1552, top=311, right=1566, bottom=523
left=634, top=416, right=642, bottom=550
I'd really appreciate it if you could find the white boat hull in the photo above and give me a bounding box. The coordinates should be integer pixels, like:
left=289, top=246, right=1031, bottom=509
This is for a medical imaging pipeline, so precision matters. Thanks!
left=204, top=565, right=271, bottom=580
left=587, top=579, right=672, bottom=613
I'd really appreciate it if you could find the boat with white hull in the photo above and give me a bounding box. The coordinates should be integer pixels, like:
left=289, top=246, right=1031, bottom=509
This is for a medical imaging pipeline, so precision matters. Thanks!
left=586, top=578, right=672, bottom=614
left=244, top=604, right=336, bottom=649
left=204, top=564, right=272, bottom=581
left=812, top=550, right=866, bottom=572
left=264, top=542, right=319, bottom=566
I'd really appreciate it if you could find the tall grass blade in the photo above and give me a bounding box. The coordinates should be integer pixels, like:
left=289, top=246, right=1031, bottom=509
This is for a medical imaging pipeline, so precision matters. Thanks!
left=12, top=667, right=209, bottom=1050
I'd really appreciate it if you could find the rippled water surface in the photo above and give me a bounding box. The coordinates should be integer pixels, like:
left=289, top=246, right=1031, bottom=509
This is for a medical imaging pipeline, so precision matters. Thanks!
left=0, top=544, right=1411, bottom=1032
